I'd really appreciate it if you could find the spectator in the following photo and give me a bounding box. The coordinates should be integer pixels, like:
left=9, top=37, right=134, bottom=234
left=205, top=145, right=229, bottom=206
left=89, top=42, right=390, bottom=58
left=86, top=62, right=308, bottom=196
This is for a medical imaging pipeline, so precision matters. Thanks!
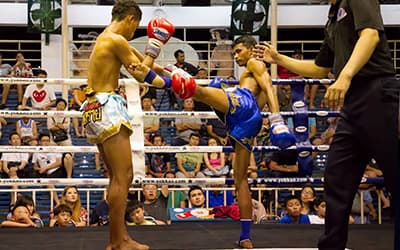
left=209, top=28, right=234, bottom=78
left=173, top=49, right=198, bottom=76
left=194, top=68, right=213, bottom=111
left=2, top=52, right=33, bottom=107
left=164, top=171, right=187, bottom=209
left=32, top=133, right=73, bottom=205
left=363, top=160, right=391, bottom=209
left=277, top=49, right=303, bottom=80
left=1, top=132, right=29, bottom=202
left=312, top=117, right=338, bottom=146
left=47, top=98, right=74, bottom=178
left=202, top=137, right=229, bottom=177
left=50, top=186, right=88, bottom=227
left=207, top=187, right=235, bottom=208
left=69, top=84, right=87, bottom=137
left=8, top=194, right=41, bottom=220
left=0, top=52, right=12, bottom=77
left=188, top=185, right=206, bottom=208
left=195, top=68, right=208, bottom=80
left=16, top=115, right=38, bottom=145
left=145, top=134, right=171, bottom=178
left=206, top=118, right=229, bottom=146
left=267, top=149, right=299, bottom=178
left=0, top=52, right=13, bottom=109
left=142, top=183, right=169, bottom=224
left=308, top=196, right=326, bottom=224
left=1, top=204, right=43, bottom=228
left=51, top=204, right=76, bottom=227
left=307, top=196, right=357, bottom=225
left=278, top=195, right=310, bottom=224
left=175, top=133, right=205, bottom=179
left=142, top=96, right=159, bottom=145
left=140, top=85, right=157, bottom=105
left=126, top=200, right=166, bottom=225
left=32, top=133, right=65, bottom=178
left=90, top=189, right=110, bottom=226
left=172, top=98, right=204, bottom=146
left=0, top=117, right=7, bottom=140
left=47, top=98, right=73, bottom=146
left=299, top=183, right=317, bottom=215
left=351, top=190, right=377, bottom=224
left=18, top=69, right=56, bottom=110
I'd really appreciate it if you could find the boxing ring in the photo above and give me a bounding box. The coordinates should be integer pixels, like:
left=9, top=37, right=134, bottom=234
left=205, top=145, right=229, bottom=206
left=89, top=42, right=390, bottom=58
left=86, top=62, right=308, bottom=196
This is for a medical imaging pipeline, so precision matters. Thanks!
left=0, top=77, right=394, bottom=250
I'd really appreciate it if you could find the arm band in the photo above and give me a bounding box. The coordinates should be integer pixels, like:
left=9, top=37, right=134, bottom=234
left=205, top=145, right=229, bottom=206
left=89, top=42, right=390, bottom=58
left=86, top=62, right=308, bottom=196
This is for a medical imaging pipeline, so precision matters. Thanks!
left=144, top=69, right=157, bottom=84
left=160, top=76, right=172, bottom=89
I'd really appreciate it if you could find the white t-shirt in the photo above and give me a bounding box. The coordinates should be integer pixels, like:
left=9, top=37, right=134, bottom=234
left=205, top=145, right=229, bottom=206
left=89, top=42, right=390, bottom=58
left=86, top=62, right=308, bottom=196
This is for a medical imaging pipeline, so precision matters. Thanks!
left=24, top=84, right=56, bottom=109
left=308, top=214, right=325, bottom=224
left=0, top=63, right=12, bottom=77
left=1, top=152, right=29, bottom=163
left=32, top=152, right=62, bottom=175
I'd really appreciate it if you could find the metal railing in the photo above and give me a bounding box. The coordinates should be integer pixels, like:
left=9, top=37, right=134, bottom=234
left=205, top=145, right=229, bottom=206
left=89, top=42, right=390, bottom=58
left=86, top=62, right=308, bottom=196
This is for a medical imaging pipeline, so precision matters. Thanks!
left=0, top=185, right=384, bottom=225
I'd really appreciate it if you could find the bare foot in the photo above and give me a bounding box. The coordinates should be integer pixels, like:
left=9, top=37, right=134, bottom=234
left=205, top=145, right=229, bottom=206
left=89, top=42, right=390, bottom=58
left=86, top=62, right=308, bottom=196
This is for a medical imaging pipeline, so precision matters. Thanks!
left=106, top=238, right=149, bottom=250
left=237, top=239, right=253, bottom=249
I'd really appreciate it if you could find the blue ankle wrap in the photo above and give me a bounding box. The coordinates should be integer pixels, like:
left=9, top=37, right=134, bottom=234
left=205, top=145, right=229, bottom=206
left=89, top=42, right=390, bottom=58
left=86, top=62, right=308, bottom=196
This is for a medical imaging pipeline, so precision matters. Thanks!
left=239, top=219, right=252, bottom=241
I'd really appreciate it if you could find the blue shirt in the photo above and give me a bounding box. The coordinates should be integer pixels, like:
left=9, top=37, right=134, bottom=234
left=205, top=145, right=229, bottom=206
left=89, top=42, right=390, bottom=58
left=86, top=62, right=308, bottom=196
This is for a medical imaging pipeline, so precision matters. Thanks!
left=207, top=190, right=234, bottom=208
left=278, top=213, right=310, bottom=224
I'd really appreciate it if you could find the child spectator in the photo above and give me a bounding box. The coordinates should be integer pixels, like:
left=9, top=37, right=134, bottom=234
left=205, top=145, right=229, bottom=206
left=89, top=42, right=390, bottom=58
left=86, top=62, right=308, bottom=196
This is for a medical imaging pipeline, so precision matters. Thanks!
left=126, top=200, right=165, bottom=226
left=2, top=204, right=43, bottom=228
left=309, top=196, right=354, bottom=225
left=308, top=196, right=326, bottom=224
left=51, top=204, right=76, bottom=227
left=8, top=194, right=41, bottom=221
left=16, top=115, right=38, bottom=145
left=278, top=195, right=310, bottom=224
left=49, top=186, right=88, bottom=227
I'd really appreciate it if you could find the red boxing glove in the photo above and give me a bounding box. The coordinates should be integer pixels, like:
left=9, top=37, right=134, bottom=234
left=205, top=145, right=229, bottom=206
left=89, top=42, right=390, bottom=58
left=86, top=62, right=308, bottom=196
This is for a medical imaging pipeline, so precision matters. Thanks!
left=171, top=68, right=196, bottom=99
left=145, top=17, right=175, bottom=58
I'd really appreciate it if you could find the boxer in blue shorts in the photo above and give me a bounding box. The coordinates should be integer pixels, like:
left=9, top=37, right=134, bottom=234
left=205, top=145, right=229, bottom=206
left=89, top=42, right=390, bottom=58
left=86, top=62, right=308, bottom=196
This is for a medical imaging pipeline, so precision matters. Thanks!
left=214, top=87, right=262, bottom=151
left=133, top=35, right=295, bottom=248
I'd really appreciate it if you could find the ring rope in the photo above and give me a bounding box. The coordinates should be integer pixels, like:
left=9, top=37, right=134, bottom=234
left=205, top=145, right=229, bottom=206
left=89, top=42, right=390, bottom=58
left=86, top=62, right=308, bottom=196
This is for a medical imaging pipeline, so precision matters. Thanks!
left=0, top=110, right=340, bottom=119
left=0, top=144, right=330, bottom=153
left=0, top=176, right=383, bottom=187
left=0, top=77, right=334, bottom=86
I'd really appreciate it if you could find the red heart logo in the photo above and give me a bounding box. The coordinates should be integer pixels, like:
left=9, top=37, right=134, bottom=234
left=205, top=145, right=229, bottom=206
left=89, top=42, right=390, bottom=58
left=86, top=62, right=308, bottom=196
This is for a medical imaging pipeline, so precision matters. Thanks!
left=32, top=90, right=47, bottom=103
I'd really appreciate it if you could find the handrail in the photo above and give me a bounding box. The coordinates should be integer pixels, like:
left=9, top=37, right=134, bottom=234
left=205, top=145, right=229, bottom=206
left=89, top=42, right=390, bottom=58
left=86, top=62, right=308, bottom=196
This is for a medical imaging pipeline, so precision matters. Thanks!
left=0, top=185, right=382, bottom=225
